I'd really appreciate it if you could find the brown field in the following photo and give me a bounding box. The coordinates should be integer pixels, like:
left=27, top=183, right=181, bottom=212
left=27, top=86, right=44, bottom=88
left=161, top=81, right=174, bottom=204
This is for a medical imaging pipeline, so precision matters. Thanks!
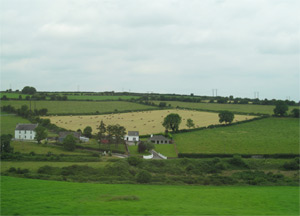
left=45, top=109, right=255, bottom=135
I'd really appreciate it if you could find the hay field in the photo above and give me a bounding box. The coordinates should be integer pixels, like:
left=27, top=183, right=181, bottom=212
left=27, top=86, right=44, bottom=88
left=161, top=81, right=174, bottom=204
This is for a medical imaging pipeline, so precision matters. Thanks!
left=45, top=109, right=255, bottom=135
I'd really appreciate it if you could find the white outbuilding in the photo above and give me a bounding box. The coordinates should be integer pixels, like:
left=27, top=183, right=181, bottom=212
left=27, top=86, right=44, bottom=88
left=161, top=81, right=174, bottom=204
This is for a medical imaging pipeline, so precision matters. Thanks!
left=15, top=123, right=38, bottom=141
left=124, top=131, right=139, bottom=142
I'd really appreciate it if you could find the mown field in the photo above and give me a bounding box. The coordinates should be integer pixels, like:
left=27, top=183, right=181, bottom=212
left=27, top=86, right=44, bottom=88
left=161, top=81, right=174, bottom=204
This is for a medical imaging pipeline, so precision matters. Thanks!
left=0, top=100, right=157, bottom=114
left=1, top=176, right=299, bottom=215
left=0, top=114, right=31, bottom=135
left=45, top=109, right=255, bottom=135
left=174, top=117, right=300, bottom=154
left=152, top=101, right=279, bottom=114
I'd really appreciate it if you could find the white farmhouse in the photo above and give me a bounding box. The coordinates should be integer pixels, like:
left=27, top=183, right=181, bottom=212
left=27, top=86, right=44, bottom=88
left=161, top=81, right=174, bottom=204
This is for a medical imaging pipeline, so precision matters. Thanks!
left=124, top=131, right=139, bottom=142
left=15, top=124, right=38, bottom=141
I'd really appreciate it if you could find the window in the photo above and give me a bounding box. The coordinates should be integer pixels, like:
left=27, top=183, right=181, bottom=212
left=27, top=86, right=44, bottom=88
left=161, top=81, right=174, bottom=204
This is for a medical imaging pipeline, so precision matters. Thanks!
left=19, top=130, right=21, bottom=134
left=19, top=135, right=21, bottom=139
left=25, top=136, right=26, bottom=139
left=30, top=131, right=32, bottom=134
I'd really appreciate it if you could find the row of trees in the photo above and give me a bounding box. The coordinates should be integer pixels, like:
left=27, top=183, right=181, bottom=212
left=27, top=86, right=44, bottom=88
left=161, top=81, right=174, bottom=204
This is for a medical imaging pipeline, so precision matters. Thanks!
left=1, top=105, right=48, bottom=117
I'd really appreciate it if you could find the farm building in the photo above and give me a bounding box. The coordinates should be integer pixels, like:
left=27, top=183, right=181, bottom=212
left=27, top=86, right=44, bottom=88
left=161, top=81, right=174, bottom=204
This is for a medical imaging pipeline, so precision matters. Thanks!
left=15, top=123, right=38, bottom=141
left=58, top=132, right=81, bottom=142
left=124, top=131, right=139, bottom=142
left=148, top=135, right=171, bottom=144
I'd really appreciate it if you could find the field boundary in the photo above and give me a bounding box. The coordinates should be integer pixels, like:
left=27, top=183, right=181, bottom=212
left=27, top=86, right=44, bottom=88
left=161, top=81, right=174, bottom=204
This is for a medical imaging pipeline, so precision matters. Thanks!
left=178, top=153, right=300, bottom=159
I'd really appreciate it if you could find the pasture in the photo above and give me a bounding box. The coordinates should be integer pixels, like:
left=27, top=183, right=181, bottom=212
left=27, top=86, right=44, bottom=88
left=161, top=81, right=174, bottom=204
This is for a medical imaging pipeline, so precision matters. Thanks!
left=152, top=101, right=278, bottom=115
left=10, top=141, right=89, bottom=155
left=174, top=117, right=300, bottom=154
left=45, top=109, right=255, bottom=135
left=0, top=114, right=30, bottom=135
left=1, top=176, right=299, bottom=215
left=0, top=100, right=157, bottom=115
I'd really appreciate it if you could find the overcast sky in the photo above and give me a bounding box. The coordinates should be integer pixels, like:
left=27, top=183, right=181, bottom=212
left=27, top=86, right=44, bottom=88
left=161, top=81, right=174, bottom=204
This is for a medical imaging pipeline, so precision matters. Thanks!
left=1, top=0, right=299, bottom=100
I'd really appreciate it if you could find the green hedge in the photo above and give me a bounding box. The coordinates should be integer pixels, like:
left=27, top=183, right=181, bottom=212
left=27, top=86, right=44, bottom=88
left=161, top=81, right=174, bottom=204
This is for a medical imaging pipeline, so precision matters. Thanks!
left=178, top=153, right=300, bottom=159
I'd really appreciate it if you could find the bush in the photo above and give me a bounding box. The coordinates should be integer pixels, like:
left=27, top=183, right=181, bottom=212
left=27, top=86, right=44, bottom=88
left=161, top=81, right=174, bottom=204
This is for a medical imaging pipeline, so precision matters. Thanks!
left=16, top=168, right=29, bottom=174
left=8, top=167, right=17, bottom=173
left=29, top=151, right=36, bottom=156
left=127, top=156, right=143, bottom=166
left=283, top=158, right=299, bottom=170
left=228, top=155, right=248, bottom=168
left=136, top=170, right=152, bottom=183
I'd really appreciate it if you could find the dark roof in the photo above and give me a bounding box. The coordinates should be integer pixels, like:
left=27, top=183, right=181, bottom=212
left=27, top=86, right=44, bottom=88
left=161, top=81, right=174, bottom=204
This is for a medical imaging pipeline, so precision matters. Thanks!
left=58, top=132, right=81, bottom=139
left=128, top=131, right=139, bottom=136
left=148, top=135, right=170, bottom=141
left=15, top=124, right=38, bottom=131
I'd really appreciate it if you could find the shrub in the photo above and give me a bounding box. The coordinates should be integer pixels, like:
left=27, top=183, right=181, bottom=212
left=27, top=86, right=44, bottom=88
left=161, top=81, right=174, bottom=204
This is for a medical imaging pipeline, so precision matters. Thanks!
left=228, top=155, right=249, bottom=168
left=127, top=156, right=143, bottom=166
left=29, top=151, right=36, bottom=156
left=16, top=168, right=29, bottom=174
left=136, top=170, right=152, bottom=183
left=283, top=158, right=299, bottom=170
left=8, top=167, right=17, bottom=173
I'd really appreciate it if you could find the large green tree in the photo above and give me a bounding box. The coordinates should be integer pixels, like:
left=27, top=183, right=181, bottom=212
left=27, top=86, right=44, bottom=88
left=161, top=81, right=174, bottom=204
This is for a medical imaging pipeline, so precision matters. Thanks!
left=34, top=126, right=48, bottom=144
left=291, top=108, right=300, bottom=118
left=273, top=101, right=288, bottom=117
left=21, top=86, right=37, bottom=95
left=0, top=134, right=13, bottom=153
left=83, top=126, right=93, bottom=138
left=63, top=134, right=76, bottom=151
left=162, top=113, right=182, bottom=132
left=218, top=111, right=234, bottom=124
left=97, top=121, right=106, bottom=140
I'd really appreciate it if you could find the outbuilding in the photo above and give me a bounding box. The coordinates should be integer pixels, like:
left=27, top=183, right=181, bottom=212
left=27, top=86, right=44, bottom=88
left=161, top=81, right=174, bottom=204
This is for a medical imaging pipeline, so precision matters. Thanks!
left=148, top=135, right=171, bottom=144
left=15, top=123, right=38, bottom=141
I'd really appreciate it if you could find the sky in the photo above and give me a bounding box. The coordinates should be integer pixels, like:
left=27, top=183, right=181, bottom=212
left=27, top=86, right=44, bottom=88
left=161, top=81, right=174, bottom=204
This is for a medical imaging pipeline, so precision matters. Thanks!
left=1, top=0, right=299, bottom=101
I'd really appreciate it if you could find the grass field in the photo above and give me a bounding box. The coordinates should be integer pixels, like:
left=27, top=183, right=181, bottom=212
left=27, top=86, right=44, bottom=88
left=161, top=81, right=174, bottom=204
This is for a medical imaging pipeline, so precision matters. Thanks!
left=0, top=161, right=110, bottom=172
left=0, top=114, right=30, bottom=135
left=45, top=109, right=255, bottom=135
left=152, top=101, right=280, bottom=114
left=0, top=92, right=31, bottom=99
left=10, top=141, right=88, bottom=155
left=78, top=139, right=126, bottom=152
left=0, top=100, right=157, bottom=115
left=174, top=117, right=300, bottom=154
left=1, top=176, right=299, bottom=215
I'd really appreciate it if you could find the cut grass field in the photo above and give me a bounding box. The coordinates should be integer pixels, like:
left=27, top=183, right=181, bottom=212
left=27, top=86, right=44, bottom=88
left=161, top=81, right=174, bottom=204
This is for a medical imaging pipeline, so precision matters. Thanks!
left=1, top=161, right=110, bottom=172
left=10, top=141, right=89, bottom=155
left=1, top=176, right=299, bottom=215
left=0, top=100, right=157, bottom=115
left=45, top=109, right=255, bottom=135
left=174, top=117, right=300, bottom=154
left=0, top=114, right=30, bottom=135
left=152, top=101, right=279, bottom=115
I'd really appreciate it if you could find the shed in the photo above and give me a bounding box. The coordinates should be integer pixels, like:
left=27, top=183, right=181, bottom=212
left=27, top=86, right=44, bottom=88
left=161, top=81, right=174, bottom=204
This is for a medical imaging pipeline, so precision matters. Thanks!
left=148, top=135, right=171, bottom=144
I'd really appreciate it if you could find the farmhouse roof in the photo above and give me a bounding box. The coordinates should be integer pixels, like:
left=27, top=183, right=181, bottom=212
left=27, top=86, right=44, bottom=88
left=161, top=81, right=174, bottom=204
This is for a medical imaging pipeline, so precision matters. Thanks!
left=128, top=131, right=139, bottom=136
left=58, top=132, right=81, bottom=139
left=15, top=124, right=38, bottom=131
left=148, top=135, right=170, bottom=141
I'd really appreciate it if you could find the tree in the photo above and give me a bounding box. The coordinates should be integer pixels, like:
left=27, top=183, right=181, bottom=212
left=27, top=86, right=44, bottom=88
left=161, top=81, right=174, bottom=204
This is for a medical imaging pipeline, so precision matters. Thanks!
left=0, top=134, right=13, bottom=153
left=273, top=101, right=288, bottom=117
left=138, top=141, right=155, bottom=153
left=136, top=170, right=152, bottom=183
left=186, top=118, right=195, bottom=129
left=97, top=121, right=106, bottom=140
left=21, top=86, right=37, bottom=95
left=63, top=134, right=76, bottom=151
left=159, top=102, right=167, bottom=107
left=218, top=111, right=234, bottom=124
left=291, top=108, right=300, bottom=118
left=83, top=126, right=92, bottom=138
left=34, top=126, right=47, bottom=144
left=162, top=113, right=182, bottom=132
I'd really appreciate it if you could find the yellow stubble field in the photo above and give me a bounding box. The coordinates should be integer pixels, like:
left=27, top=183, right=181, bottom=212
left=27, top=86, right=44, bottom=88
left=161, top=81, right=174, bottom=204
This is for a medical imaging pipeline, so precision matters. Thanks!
left=45, top=109, right=255, bottom=135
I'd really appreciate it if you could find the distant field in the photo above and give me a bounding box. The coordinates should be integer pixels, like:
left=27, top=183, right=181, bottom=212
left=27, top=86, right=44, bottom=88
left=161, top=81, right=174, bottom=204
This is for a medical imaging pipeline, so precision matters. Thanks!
left=0, top=92, right=31, bottom=99
left=152, top=101, right=279, bottom=114
left=2, top=176, right=299, bottom=215
left=1, top=161, right=110, bottom=172
left=11, top=141, right=88, bottom=155
left=45, top=109, right=255, bottom=135
left=174, top=117, right=300, bottom=154
left=0, top=114, right=30, bottom=135
left=0, top=100, right=157, bottom=114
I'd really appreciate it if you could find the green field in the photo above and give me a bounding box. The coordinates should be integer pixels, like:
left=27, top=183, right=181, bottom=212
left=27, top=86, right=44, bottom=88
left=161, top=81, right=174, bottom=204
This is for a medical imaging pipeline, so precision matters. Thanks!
left=1, top=176, right=299, bottom=215
left=11, top=141, right=89, bottom=155
left=1, top=161, right=110, bottom=172
left=0, top=100, right=157, bottom=114
left=174, top=118, right=300, bottom=154
left=0, top=92, right=31, bottom=99
left=0, top=114, right=31, bottom=135
left=153, top=101, right=280, bottom=114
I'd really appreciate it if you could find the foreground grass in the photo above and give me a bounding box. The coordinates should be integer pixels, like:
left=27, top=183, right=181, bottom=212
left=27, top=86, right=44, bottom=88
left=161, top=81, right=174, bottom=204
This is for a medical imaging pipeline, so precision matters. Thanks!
left=174, top=117, right=299, bottom=154
left=1, top=176, right=299, bottom=215
left=0, top=114, right=30, bottom=135
left=0, top=100, right=157, bottom=115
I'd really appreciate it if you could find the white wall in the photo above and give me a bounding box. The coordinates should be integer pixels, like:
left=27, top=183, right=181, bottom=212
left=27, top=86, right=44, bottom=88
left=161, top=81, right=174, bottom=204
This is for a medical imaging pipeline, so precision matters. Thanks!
left=15, top=130, right=36, bottom=140
left=124, top=135, right=139, bottom=142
